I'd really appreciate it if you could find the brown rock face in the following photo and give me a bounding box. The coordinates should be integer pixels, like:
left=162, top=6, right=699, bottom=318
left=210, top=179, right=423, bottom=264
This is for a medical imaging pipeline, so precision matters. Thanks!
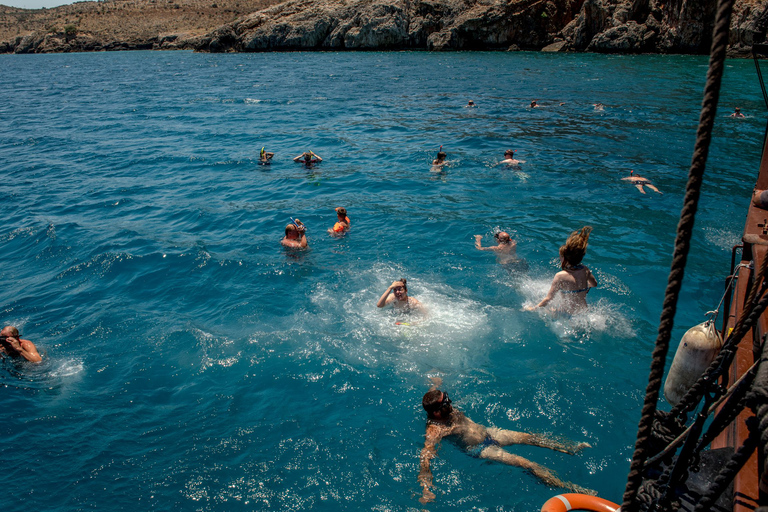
left=194, top=0, right=768, bottom=55
left=196, top=0, right=585, bottom=52
left=2, top=0, right=768, bottom=55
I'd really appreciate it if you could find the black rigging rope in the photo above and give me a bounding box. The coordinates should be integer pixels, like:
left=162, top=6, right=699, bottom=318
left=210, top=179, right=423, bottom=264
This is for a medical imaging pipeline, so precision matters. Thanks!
left=620, top=0, right=737, bottom=507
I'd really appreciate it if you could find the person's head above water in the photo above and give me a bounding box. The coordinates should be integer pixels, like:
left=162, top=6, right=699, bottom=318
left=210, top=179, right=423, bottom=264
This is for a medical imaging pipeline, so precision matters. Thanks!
left=435, top=151, right=447, bottom=160
left=735, top=107, right=741, bottom=112
left=504, top=149, right=516, bottom=158
left=392, top=278, right=408, bottom=300
left=494, top=231, right=511, bottom=243
left=285, top=223, right=299, bottom=237
left=423, top=389, right=453, bottom=419
left=285, top=219, right=305, bottom=238
left=467, top=100, right=475, bottom=106
left=560, top=226, right=592, bottom=269
left=336, top=207, right=347, bottom=218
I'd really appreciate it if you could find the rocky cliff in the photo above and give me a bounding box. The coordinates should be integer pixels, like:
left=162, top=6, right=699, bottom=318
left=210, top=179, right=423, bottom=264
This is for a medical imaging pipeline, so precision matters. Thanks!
left=194, top=0, right=768, bottom=56
left=2, top=0, right=767, bottom=55
left=0, top=0, right=282, bottom=54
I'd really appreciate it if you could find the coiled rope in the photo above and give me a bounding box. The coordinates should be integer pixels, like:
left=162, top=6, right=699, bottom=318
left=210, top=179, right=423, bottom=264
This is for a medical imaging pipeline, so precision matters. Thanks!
left=620, top=0, right=736, bottom=508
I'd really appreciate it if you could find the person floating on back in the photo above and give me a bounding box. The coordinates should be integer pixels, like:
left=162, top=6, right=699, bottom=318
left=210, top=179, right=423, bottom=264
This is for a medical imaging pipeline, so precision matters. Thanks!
left=526, top=226, right=597, bottom=314
left=281, top=219, right=308, bottom=250
left=328, top=207, right=350, bottom=236
left=0, top=326, right=42, bottom=362
left=622, top=170, right=662, bottom=194
left=417, top=380, right=593, bottom=504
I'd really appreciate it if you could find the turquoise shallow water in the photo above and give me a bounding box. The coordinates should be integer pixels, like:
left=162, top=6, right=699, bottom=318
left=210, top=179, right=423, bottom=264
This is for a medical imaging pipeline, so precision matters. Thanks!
left=0, top=50, right=763, bottom=511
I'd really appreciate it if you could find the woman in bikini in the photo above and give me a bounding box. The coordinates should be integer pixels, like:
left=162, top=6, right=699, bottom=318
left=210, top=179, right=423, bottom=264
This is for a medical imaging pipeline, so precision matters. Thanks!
left=526, top=226, right=597, bottom=314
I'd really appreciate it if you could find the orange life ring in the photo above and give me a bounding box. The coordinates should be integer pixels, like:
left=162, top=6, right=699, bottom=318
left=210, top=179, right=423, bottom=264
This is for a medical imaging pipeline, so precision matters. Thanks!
left=540, top=493, right=620, bottom=512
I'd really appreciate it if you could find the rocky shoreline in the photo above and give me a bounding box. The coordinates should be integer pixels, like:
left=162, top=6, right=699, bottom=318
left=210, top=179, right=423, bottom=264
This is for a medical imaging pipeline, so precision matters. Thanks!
left=2, top=0, right=768, bottom=56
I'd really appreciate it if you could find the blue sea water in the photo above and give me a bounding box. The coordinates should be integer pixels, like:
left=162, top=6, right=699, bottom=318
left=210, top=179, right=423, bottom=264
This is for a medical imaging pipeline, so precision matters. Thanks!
left=0, top=50, right=762, bottom=511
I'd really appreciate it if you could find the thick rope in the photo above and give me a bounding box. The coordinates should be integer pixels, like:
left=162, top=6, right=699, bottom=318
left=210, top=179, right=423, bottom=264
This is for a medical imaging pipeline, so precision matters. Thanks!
left=746, top=338, right=768, bottom=495
left=620, top=0, right=736, bottom=508
left=691, top=418, right=759, bottom=512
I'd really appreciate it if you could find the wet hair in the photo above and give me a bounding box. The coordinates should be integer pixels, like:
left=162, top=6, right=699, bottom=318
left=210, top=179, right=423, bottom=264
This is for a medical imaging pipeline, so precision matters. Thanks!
left=495, top=231, right=511, bottom=243
left=398, top=278, right=407, bottom=292
left=1, top=326, right=18, bottom=337
left=436, top=152, right=446, bottom=159
left=560, top=226, right=592, bottom=268
left=504, top=149, right=515, bottom=157
left=422, top=389, right=443, bottom=412
left=336, top=207, right=347, bottom=217
left=285, top=224, right=298, bottom=236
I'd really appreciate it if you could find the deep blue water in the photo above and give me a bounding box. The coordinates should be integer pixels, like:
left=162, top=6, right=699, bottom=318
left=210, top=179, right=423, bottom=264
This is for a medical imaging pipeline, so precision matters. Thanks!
left=0, top=50, right=762, bottom=511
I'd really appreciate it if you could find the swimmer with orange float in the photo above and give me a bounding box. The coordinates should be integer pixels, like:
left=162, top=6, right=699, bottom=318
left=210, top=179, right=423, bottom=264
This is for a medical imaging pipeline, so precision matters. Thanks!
left=328, top=207, right=350, bottom=236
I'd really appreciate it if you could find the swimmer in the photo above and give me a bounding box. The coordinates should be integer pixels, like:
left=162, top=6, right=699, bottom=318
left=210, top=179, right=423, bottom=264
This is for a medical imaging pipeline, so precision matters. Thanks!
left=376, top=278, right=425, bottom=314
left=530, top=100, right=539, bottom=108
left=0, top=326, right=42, bottom=362
left=496, top=149, right=523, bottom=167
left=593, top=103, right=604, bottom=111
left=418, top=379, right=593, bottom=504
left=474, top=232, right=519, bottom=265
left=730, top=107, right=745, bottom=118
left=432, top=151, right=447, bottom=169
left=466, top=100, right=477, bottom=108
left=281, top=219, right=308, bottom=249
left=259, top=147, right=274, bottom=165
left=622, top=170, right=662, bottom=194
left=328, top=207, right=350, bottom=236
left=526, top=226, right=597, bottom=314
left=293, top=151, right=323, bottom=166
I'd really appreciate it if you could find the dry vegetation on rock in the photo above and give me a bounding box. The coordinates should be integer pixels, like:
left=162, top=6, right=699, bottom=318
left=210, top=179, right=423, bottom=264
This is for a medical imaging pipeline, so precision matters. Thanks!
left=0, top=0, right=282, bottom=45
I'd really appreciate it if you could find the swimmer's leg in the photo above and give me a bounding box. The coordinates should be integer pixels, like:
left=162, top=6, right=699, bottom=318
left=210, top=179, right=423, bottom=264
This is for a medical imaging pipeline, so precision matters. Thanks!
left=479, top=446, right=596, bottom=494
left=634, top=184, right=647, bottom=194
left=646, top=184, right=662, bottom=194
left=486, top=428, right=590, bottom=455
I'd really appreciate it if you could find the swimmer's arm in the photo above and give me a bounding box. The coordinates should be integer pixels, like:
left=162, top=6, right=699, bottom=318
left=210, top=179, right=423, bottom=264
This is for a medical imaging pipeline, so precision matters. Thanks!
left=376, top=284, right=396, bottom=308
left=292, top=154, right=305, bottom=162
left=527, top=277, right=560, bottom=310
left=418, top=425, right=443, bottom=504
left=309, top=152, right=322, bottom=162
left=11, top=337, right=41, bottom=363
left=587, top=268, right=597, bottom=288
left=281, top=236, right=308, bottom=249
left=474, top=235, right=497, bottom=251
